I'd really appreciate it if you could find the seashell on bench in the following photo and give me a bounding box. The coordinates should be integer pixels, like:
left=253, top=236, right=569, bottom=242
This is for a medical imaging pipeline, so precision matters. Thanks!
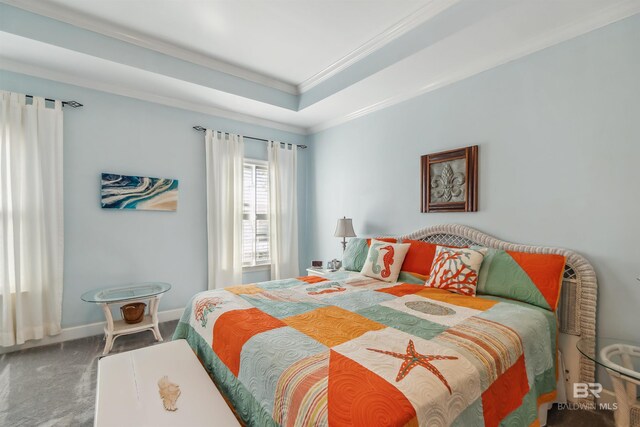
left=95, top=339, right=239, bottom=426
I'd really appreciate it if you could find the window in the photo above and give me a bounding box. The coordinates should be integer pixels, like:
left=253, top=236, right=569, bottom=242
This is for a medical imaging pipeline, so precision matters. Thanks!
left=243, top=160, right=270, bottom=267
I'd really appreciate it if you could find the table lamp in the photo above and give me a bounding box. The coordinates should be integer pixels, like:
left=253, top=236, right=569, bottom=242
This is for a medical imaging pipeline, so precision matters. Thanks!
left=334, top=217, right=356, bottom=251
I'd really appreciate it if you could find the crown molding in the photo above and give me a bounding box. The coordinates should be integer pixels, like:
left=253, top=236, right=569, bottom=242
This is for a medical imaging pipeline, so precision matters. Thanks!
left=0, top=0, right=299, bottom=95
left=0, top=58, right=308, bottom=135
left=297, top=0, right=460, bottom=93
left=309, top=1, right=640, bottom=133
left=3, top=0, right=637, bottom=136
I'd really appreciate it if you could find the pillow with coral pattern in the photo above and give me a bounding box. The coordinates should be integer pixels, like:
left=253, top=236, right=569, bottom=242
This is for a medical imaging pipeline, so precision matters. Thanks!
left=425, top=245, right=486, bottom=296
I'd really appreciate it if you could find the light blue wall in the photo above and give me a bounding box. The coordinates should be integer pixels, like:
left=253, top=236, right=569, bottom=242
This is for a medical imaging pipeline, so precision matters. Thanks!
left=306, top=13, right=640, bottom=348
left=0, top=70, right=308, bottom=328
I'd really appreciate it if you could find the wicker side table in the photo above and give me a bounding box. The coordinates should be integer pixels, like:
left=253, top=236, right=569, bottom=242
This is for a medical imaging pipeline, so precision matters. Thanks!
left=578, top=338, right=640, bottom=427
left=81, top=282, right=171, bottom=355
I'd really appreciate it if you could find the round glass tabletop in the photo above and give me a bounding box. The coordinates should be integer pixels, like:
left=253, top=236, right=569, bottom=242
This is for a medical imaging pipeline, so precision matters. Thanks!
left=81, top=282, right=171, bottom=303
left=577, top=337, right=640, bottom=381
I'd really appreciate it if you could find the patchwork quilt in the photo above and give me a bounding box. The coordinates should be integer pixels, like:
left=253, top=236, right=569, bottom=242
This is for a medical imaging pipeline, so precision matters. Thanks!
left=173, top=274, right=558, bottom=427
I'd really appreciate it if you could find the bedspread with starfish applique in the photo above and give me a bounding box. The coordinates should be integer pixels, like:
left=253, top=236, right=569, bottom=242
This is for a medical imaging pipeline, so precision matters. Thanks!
left=173, top=274, right=557, bottom=427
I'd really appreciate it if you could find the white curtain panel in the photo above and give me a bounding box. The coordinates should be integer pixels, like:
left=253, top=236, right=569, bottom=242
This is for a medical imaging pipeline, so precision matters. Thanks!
left=205, top=130, right=244, bottom=289
left=268, top=142, right=299, bottom=280
left=0, top=92, right=64, bottom=347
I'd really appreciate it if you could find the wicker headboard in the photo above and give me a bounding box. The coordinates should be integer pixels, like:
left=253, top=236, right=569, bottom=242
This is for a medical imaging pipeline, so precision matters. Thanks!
left=395, top=224, right=597, bottom=387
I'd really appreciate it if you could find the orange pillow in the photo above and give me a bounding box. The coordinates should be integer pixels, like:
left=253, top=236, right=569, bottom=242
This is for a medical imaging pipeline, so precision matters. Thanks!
left=401, top=239, right=439, bottom=276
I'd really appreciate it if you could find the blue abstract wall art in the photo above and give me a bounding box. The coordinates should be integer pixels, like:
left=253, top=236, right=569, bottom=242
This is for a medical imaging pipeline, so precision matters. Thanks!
left=101, top=173, right=178, bottom=211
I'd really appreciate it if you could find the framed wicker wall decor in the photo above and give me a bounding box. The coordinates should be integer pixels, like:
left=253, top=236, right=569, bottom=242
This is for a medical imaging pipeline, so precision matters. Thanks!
left=421, top=145, right=478, bottom=213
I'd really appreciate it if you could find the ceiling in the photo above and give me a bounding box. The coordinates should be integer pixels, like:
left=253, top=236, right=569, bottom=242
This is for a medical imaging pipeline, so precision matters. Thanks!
left=41, top=0, right=430, bottom=86
left=1, top=0, right=639, bottom=134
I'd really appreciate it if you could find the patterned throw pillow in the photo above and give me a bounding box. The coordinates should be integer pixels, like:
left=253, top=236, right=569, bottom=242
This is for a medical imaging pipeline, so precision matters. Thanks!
left=476, top=248, right=565, bottom=311
left=342, top=238, right=369, bottom=271
left=360, top=239, right=410, bottom=282
left=425, top=246, right=486, bottom=296
left=367, top=238, right=442, bottom=284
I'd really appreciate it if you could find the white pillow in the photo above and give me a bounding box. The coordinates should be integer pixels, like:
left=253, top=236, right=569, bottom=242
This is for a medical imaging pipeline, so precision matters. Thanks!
left=360, top=239, right=410, bottom=282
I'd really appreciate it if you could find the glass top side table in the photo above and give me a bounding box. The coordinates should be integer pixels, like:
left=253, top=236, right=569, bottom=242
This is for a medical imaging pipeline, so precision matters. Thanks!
left=577, top=337, right=640, bottom=427
left=81, top=282, right=171, bottom=355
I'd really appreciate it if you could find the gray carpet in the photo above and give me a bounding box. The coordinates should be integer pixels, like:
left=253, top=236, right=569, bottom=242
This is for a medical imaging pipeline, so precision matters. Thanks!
left=0, top=320, right=179, bottom=427
left=547, top=405, right=614, bottom=427
left=0, top=320, right=614, bottom=426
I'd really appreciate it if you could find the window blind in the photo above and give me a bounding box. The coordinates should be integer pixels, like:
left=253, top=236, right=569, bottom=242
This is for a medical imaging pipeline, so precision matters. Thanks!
left=242, top=162, right=270, bottom=267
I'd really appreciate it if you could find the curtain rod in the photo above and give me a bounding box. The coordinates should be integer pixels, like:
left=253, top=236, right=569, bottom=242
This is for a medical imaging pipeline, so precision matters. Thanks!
left=25, top=94, right=83, bottom=108
left=193, top=126, right=307, bottom=149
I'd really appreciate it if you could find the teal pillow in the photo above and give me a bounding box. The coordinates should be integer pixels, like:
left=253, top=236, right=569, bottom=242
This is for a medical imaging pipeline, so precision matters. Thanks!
left=342, top=238, right=368, bottom=271
left=474, top=246, right=497, bottom=294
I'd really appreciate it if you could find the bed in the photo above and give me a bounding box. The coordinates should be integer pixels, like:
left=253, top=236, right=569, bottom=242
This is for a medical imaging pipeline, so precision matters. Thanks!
left=173, top=225, right=598, bottom=426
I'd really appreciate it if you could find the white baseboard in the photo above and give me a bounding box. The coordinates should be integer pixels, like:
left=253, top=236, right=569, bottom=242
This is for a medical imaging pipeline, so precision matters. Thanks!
left=0, top=307, right=185, bottom=355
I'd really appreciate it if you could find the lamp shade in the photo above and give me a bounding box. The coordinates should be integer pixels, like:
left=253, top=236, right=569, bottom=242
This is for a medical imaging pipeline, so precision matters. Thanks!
left=334, top=217, right=356, bottom=238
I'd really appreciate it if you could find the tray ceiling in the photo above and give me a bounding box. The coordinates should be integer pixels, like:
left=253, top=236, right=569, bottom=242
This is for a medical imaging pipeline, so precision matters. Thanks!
left=29, top=0, right=431, bottom=86
left=1, top=0, right=638, bottom=134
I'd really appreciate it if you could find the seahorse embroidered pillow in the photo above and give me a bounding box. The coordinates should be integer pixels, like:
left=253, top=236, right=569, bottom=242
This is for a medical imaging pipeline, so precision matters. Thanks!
left=366, top=238, right=459, bottom=284
left=360, top=239, right=410, bottom=282
left=425, top=246, right=486, bottom=296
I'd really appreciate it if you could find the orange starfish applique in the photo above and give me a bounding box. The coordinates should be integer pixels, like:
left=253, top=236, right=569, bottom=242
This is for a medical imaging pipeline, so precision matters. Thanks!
left=367, top=339, right=458, bottom=393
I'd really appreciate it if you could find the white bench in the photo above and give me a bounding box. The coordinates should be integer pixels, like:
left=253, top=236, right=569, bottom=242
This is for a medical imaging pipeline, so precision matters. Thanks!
left=95, top=339, right=240, bottom=427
